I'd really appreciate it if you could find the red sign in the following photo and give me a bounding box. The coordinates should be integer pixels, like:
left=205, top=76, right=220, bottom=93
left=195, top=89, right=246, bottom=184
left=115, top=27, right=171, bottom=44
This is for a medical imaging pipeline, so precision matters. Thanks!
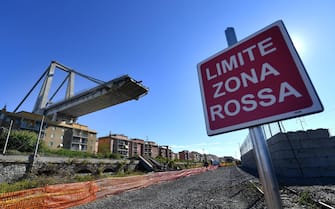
left=197, top=20, right=323, bottom=136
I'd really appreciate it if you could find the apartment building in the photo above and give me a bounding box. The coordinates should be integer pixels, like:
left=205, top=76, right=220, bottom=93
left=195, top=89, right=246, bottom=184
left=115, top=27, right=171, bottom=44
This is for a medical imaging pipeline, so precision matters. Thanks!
left=45, top=122, right=97, bottom=153
left=0, top=108, right=97, bottom=153
left=189, top=151, right=202, bottom=162
left=98, top=136, right=114, bottom=154
left=171, top=152, right=179, bottom=160
left=129, top=138, right=145, bottom=157
left=1, top=108, right=216, bottom=160
left=98, top=134, right=131, bottom=158
left=178, top=150, right=190, bottom=161
left=0, top=109, right=45, bottom=134
left=159, top=145, right=172, bottom=159
left=98, top=135, right=176, bottom=160
left=144, top=141, right=159, bottom=158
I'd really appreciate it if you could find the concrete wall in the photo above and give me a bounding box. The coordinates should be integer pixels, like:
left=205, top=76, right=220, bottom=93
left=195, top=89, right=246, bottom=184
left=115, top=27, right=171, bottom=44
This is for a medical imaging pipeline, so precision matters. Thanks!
left=241, top=129, right=335, bottom=184
left=0, top=163, right=27, bottom=183
left=0, top=155, right=139, bottom=183
left=0, top=155, right=30, bottom=183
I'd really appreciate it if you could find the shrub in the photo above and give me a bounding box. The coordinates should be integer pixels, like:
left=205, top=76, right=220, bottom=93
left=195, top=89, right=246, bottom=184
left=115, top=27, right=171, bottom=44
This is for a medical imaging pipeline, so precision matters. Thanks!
left=0, top=130, right=44, bottom=153
left=41, top=148, right=93, bottom=158
left=298, top=190, right=316, bottom=207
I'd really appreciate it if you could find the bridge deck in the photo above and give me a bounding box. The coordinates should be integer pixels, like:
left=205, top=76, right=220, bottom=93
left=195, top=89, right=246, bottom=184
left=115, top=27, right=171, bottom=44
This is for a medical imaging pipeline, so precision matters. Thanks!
left=45, top=75, right=148, bottom=120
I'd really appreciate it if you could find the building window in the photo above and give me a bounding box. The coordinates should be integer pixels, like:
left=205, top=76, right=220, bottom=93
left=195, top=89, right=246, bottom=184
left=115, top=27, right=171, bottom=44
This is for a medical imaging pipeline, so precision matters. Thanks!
left=82, top=138, right=88, bottom=144
left=73, top=129, right=80, bottom=136
left=49, top=141, right=54, bottom=147
left=71, top=144, right=80, bottom=151
left=72, top=137, right=80, bottom=143
left=82, top=131, right=88, bottom=137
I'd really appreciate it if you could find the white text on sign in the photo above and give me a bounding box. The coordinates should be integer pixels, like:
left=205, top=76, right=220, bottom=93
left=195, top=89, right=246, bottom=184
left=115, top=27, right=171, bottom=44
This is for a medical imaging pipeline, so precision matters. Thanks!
left=206, top=37, right=303, bottom=121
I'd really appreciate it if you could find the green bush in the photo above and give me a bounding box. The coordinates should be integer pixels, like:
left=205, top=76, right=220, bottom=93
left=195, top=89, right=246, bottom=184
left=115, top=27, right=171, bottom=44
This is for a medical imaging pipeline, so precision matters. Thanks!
left=298, top=190, right=316, bottom=207
left=155, top=156, right=168, bottom=163
left=0, top=130, right=44, bottom=153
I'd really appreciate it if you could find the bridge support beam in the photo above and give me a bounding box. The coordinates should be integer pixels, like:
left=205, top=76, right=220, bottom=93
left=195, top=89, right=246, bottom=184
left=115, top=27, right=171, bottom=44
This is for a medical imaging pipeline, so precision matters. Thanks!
left=33, top=63, right=56, bottom=114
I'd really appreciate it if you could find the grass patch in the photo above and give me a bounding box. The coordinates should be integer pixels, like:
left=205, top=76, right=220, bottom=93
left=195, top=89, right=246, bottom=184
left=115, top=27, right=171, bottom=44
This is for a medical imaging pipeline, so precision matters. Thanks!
left=41, top=149, right=95, bottom=158
left=0, top=180, right=40, bottom=193
left=0, top=171, right=146, bottom=194
left=0, top=177, right=94, bottom=194
left=298, top=190, right=317, bottom=208
left=113, top=170, right=146, bottom=177
left=39, top=148, right=123, bottom=159
left=74, top=175, right=96, bottom=182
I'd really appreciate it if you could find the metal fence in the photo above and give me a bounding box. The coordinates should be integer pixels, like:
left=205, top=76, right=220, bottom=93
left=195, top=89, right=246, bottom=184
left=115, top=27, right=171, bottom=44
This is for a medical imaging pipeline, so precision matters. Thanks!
left=240, top=122, right=284, bottom=156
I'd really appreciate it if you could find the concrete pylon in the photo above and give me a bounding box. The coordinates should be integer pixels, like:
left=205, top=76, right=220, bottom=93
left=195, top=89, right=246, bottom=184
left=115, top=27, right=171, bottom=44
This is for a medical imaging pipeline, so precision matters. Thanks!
left=33, top=63, right=56, bottom=114
left=33, top=62, right=75, bottom=115
left=66, top=71, right=75, bottom=99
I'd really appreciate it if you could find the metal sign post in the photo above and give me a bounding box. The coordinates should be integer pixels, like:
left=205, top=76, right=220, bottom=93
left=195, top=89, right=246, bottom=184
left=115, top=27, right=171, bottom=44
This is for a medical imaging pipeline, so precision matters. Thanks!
left=250, top=126, right=283, bottom=209
left=225, top=27, right=282, bottom=209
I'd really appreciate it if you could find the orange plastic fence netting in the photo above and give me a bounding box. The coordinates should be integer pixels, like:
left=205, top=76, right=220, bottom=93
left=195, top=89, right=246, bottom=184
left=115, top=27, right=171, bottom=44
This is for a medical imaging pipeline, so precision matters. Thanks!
left=0, top=181, right=98, bottom=209
left=0, top=166, right=217, bottom=209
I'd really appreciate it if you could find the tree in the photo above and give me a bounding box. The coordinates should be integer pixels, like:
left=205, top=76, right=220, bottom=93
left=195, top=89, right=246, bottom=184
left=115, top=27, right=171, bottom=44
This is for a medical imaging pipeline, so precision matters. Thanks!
left=0, top=129, right=44, bottom=153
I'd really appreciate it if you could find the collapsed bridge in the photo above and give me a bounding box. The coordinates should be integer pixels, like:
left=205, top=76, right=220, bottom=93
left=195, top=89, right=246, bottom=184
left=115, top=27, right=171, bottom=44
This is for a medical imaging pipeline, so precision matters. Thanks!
left=16, top=61, right=148, bottom=122
left=43, top=74, right=148, bottom=121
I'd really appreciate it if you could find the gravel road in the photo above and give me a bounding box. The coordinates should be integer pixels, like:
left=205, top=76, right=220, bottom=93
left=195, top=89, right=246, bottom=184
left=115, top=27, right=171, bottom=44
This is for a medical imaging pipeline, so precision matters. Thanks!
left=72, top=166, right=333, bottom=209
left=72, top=166, right=265, bottom=209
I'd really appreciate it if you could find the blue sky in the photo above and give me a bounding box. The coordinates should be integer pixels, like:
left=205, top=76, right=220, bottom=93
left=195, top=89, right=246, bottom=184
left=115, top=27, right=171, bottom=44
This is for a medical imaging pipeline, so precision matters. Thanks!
left=1, top=1, right=334, bottom=158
